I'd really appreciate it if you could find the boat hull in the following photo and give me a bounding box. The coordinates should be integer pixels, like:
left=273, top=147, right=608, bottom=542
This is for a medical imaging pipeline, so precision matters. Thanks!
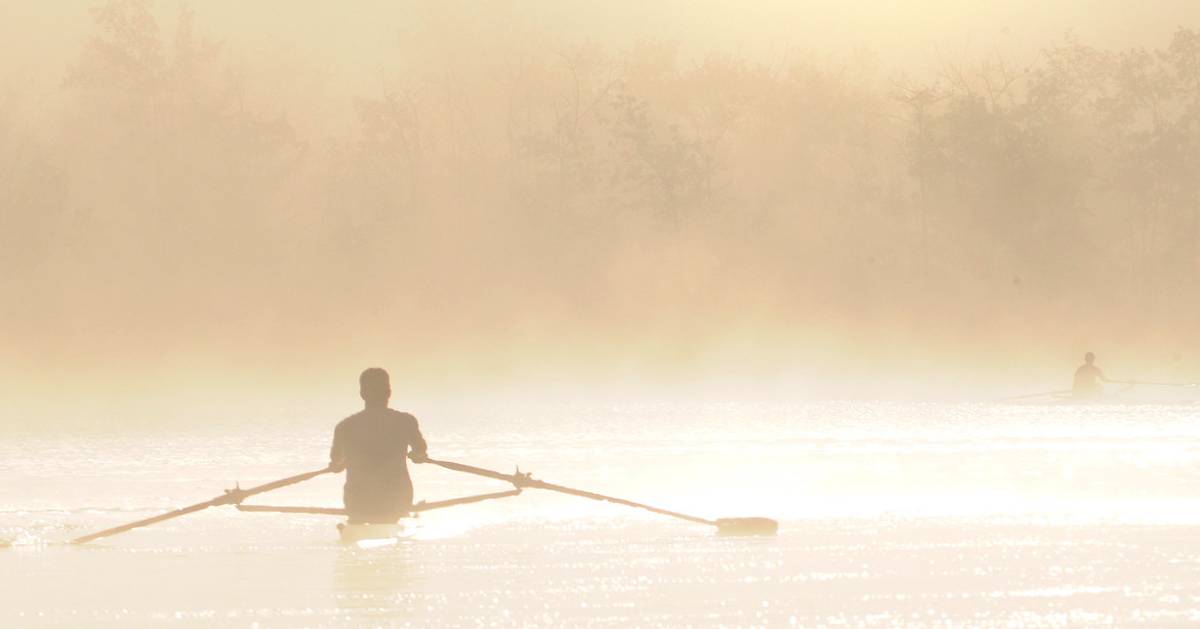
left=337, top=522, right=408, bottom=545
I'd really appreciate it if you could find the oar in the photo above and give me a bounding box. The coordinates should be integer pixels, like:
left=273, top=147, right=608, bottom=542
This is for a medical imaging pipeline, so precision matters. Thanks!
left=71, top=467, right=333, bottom=544
left=994, top=389, right=1072, bottom=402
left=424, top=458, right=778, bottom=535
left=1109, top=380, right=1199, bottom=387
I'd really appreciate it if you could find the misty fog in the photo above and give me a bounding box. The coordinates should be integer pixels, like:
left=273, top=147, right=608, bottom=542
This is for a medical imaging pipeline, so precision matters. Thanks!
left=3, top=1, right=1200, bottom=426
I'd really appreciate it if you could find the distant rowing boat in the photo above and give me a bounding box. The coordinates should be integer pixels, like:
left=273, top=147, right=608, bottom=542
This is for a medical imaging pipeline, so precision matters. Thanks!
left=998, top=381, right=1200, bottom=406
left=1005, top=395, right=1200, bottom=406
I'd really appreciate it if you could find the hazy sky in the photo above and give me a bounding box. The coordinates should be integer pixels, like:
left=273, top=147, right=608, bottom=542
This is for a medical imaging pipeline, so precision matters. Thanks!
left=3, top=0, right=1200, bottom=420
left=3, top=0, right=1196, bottom=133
left=5, top=1, right=1198, bottom=94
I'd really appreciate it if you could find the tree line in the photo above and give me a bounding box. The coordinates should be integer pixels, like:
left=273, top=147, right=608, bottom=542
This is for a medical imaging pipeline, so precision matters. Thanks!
left=3, top=1, right=1198, bottom=371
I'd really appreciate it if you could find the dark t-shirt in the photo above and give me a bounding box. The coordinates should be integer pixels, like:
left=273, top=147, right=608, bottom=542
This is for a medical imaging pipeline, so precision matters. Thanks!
left=1073, top=364, right=1104, bottom=395
left=330, top=407, right=427, bottom=517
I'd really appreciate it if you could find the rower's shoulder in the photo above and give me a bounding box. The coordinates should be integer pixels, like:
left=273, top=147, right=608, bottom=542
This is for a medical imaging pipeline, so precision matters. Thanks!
left=336, top=408, right=416, bottom=428
left=386, top=408, right=419, bottom=424
left=335, top=409, right=369, bottom=429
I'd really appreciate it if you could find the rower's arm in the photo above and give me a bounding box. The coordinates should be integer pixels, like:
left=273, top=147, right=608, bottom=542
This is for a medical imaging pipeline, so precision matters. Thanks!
left=329, top=425, right=347, bottom=472
left=408, top=415, right=428, bottom=463
left=1098, top=368, right=1111, bottom=382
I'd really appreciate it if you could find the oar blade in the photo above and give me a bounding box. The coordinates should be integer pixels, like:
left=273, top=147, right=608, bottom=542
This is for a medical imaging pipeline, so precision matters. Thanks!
left=715, top=517, right=778, bottom=536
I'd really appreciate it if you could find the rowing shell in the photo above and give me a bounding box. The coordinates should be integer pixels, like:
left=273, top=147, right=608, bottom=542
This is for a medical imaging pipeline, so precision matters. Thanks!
left=65, top=460, right=776, bottom=547
left=337, top=522, right=410, bottom=547
left=240, top=489, right=526, bottom=546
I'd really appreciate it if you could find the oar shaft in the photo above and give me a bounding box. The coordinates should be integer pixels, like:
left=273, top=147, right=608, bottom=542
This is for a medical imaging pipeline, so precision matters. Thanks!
left=425, top=459, right=520, bottom=484
left=425, top=458, right=715, bottom=526
left=72, top=501, right=220, bottom=544
left=72, top=467, right=332, bottom=544
left=237, top=505, right=346, bottom=516
left=525, top=478, right=715, bottom=525
left=234, top=468, right=334, bottom=497
left=415, top=489, right=522, bottom=512
left=235, top=489, right=523, bottom=518
left=1111, top=380, right=1198, bottom=387
left=995, top=389, right=1071, bottom=402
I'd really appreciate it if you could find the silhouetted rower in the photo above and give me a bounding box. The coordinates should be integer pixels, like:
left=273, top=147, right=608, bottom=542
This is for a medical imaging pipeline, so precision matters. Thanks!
left=329, top=368, right=428, bottom=523
left=1072, top=352, right=1109, bottom=398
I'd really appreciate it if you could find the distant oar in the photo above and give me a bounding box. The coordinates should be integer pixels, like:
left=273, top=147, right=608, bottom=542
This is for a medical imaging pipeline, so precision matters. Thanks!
left=71, top=467, right=333, bottom=544
left=1109, top=380, right=1199, bottom=387
left=994, top=389, right=1072, bottom=402
left=425, top=458, right=778, bottom=535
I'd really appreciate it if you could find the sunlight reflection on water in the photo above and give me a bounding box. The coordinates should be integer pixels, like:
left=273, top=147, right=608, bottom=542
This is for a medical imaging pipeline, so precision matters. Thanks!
left=1, top=401, right=1198, bottom=626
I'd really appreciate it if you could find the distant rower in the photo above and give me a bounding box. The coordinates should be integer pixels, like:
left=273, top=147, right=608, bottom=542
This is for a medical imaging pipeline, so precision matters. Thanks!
left=1072, top=352, right=1110, bottom=398
left=329, top=368, right=428, bottom=524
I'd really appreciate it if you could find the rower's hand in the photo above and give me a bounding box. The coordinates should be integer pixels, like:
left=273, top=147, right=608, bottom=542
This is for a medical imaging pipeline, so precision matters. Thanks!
left=409, top=452, right=429, bottom=464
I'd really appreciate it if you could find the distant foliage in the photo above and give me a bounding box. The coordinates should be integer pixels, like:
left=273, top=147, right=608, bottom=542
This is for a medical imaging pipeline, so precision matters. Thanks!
left=3, top=0, right=1199, bottom=361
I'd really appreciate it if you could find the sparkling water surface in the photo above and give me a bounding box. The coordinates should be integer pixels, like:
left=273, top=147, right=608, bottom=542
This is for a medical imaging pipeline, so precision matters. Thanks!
left=2, top=401, right=1199, bottom=627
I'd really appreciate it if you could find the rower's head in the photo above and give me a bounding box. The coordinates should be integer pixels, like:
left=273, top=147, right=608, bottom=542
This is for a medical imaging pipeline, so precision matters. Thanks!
left=1084, top=352, right=1095, bottom=364
left=359, top=367, right=391, bottom=407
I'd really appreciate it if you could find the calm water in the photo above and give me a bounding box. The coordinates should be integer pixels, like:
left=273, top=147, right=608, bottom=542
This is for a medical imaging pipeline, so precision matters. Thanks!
left=3, top=401, right=1199, bottom=627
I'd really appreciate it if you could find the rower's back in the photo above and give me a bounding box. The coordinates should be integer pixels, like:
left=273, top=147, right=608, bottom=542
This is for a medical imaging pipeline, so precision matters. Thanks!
left=329, top=368, right=428, bottom=523
left=332, top=407, right=426, bottom=489
left=1072, top=352, right=1104, bottom=398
